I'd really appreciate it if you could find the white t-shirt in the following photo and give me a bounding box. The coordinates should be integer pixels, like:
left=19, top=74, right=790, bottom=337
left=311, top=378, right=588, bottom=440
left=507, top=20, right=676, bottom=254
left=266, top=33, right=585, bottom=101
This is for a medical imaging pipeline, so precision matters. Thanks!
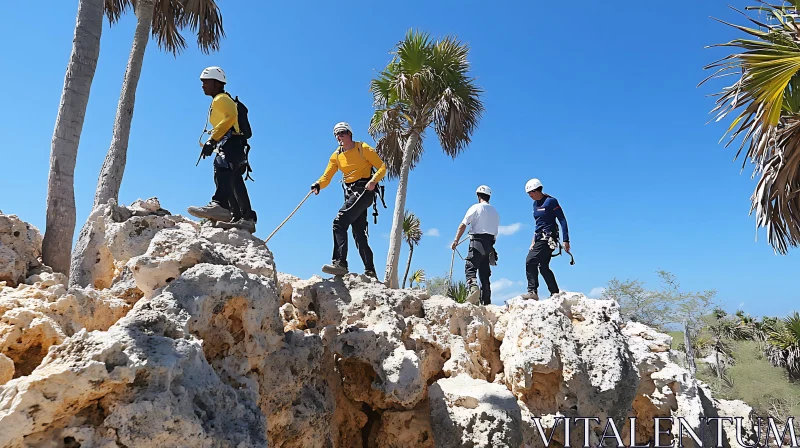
left=461, top=202, right=500, bottom=236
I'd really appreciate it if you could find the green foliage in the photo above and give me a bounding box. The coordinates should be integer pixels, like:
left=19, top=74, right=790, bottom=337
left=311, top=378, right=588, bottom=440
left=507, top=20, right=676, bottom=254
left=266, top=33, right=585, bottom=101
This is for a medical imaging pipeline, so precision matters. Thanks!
left=697, top=340, right=800, bottom=420
left=602, top=270, right=716, bottom=332
left=765, top=312, right=800, bottom=378
left=402, top=212, right=423, bottom=246
left=401, top=211, right=423, bottom=289
left=702, top=2, right=800, bottom=253
left=369, top=29, right=484, bottom=177
left=409, top=269, right=426, bottom=289
left=447, top=280, right=468, bottom=304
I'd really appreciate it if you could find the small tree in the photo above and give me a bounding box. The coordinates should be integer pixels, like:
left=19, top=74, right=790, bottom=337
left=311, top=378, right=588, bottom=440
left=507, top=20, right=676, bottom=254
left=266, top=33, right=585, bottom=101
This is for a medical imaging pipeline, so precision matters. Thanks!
left=602, top=270, right=716, bottom=332
left=409, top=269, right=426, bottom=289
left=401, top=211, right=422, bottom=288
left=426, top=275, right=449, bottom=296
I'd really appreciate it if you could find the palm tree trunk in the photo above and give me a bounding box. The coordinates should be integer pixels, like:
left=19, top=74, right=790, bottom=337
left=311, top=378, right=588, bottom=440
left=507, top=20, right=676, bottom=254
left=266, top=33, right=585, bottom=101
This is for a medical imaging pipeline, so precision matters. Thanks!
left=402, top=244, right=414, bottom=289
left=93, top=0, right=154, bottom=208
left=42, top=0, right=104, bottom=274
left=384, top=132, right=420, bottom=288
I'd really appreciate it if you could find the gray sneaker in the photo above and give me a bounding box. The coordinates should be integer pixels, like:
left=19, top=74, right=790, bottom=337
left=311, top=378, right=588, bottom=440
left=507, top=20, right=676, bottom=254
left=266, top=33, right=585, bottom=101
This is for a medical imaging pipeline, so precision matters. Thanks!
left=188, top=203, right=231, bottom=222
left=322, top=261, right=348, bottom=276
left=521, top=291, right=539, bottom=301
left=467, top=284, right=481, bottom=305
left=215, top=218, right=256, bottom=234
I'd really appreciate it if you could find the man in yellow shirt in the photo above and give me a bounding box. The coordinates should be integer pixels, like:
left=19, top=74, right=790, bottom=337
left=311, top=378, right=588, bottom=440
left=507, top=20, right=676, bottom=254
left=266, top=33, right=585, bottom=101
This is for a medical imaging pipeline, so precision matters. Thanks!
left=311, top=122, right=387, bottom=277
left=188, top=66, right=257, bottom=233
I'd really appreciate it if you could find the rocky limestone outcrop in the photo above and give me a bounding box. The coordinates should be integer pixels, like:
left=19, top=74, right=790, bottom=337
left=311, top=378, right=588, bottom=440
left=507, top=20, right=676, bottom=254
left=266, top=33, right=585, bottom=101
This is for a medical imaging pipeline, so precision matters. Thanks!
left=0, top=213, right=43, bottom=287
left=0, top=205, right=756, bottom=447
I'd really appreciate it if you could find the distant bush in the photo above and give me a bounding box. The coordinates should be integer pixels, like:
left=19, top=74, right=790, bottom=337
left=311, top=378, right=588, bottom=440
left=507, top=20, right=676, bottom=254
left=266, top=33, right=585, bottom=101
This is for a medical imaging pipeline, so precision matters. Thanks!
left=426, top=275, right=450, bottom=297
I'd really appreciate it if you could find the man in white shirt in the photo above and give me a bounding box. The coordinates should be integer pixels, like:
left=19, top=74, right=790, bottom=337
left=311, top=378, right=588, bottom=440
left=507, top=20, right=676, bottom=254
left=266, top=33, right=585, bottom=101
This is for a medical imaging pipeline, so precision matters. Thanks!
left=451, top=185, right=500, bottom=305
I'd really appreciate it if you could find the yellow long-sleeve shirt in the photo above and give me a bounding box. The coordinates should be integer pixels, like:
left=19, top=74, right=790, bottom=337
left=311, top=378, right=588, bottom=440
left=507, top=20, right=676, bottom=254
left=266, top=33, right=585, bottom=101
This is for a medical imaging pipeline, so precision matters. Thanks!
left=316, top=142, right=387, bottom=189
left=208, top=93, right=240, bottom=141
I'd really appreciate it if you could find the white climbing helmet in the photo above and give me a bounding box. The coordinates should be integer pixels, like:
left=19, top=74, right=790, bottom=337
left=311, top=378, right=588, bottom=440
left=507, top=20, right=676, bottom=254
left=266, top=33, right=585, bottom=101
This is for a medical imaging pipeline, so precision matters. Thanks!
left=525, top=178, right=543, bottom=193
left=333, top=122, right=353, bottom=136
left=200, top=66, right=227, bottom=83
left=476, top=185, right=492, bottom=196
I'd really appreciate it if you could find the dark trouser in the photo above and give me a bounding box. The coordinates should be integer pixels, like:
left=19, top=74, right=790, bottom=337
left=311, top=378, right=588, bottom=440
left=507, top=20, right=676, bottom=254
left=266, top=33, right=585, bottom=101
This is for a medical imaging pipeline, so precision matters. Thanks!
left=465, top=234, right=494, bottom=305
left=332, top=179, right=375, bottom=271
left=211, top=138, right=256, bottom=222
left=526, top=239, right=559, bottom=294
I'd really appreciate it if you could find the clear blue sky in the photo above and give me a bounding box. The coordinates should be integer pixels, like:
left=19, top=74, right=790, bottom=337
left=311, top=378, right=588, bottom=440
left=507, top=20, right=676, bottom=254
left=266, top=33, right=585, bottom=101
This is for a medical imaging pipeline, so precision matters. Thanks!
left=2, top=1, right=797, bottom=315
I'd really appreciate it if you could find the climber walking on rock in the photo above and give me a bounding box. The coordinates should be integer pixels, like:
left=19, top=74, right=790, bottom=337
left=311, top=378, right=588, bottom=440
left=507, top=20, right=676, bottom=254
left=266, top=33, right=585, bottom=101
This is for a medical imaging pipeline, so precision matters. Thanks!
left=311, top=122, right=387, bottom=278
left=451, top=185, right=499, bottom=305
left=521, top=178, right=570, bottom=301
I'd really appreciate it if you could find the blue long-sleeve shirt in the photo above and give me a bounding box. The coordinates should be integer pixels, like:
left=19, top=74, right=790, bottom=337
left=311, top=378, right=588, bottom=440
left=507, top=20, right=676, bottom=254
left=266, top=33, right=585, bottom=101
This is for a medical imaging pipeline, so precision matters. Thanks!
left=533, top=195, right=569, bottom=242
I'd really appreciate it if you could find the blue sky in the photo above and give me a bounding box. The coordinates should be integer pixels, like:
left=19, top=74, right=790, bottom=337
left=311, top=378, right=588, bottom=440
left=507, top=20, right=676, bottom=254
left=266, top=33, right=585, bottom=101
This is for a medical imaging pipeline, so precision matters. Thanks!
left=2, top=1, right=798, bottom=315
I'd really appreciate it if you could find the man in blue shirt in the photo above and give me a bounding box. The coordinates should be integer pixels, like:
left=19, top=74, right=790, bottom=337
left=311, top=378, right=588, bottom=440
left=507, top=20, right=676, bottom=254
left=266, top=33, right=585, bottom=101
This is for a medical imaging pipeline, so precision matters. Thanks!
left=522, top=178, right=571, bottom=300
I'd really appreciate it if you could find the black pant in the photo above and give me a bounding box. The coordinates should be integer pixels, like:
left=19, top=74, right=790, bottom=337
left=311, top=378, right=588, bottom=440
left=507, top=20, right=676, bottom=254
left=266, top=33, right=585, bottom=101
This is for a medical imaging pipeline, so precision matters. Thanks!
left=526, top=239, right=559, bottom=294
left=465, top=234, right=494, bottom=305
left=211, top=138, right=256, bottom=222
left=332, top=180, right=375, bottom=271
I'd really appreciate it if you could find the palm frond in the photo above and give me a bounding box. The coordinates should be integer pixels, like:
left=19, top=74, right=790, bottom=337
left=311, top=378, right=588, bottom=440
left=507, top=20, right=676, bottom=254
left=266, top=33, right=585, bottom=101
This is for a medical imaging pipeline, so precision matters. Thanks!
left=369, top=107, right=424, bottom=177
left=104, top=0, right=133, bottom=24
left=703, top=3, right=800, bottom=253
left=765, top=312, right=800, bottom=376
left=402, top=211, right=423, bottom=245
left=148, top=0, right=224, bottom=56
left=369, top=29, right=483, bottom=174
left=409, top=269, right=426, bottom=288
left=178, top=0, right=225, bottom=54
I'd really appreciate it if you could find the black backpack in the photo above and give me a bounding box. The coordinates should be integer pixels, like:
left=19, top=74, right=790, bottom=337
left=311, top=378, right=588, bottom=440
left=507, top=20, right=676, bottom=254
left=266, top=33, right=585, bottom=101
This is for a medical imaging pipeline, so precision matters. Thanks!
left=226, top=93, right=252, bottom=140
left=222, top=93, right=254, bottom=181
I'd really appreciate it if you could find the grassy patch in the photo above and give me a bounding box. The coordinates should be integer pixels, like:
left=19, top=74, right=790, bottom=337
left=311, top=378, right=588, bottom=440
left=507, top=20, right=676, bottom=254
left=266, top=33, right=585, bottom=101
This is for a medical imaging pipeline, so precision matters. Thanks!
left=667, top=331, right=684, bottom=350
left=697, top=340, right=800, bottom=418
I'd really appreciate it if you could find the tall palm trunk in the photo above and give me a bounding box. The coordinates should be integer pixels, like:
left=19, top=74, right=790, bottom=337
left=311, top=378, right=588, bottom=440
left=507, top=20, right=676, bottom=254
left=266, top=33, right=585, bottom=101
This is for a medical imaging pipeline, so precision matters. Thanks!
left=93, top=0, right=154, bottom=208
left=402, top=243, right=414, bottom=289
left=70, top=0, right=154, bottom=287
left=42, top=0, right=104, bottom=274
left=384, top=132, right=420, bottom=288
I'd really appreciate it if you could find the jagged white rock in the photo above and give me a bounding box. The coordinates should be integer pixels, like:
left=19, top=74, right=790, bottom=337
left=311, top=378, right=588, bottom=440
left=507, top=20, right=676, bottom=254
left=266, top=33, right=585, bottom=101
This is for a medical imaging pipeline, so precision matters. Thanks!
left=0, top=213, right=42, bottom=287
left=429, top=374, right=523, bottom=447
left=0, top=202, right=761, bottom=447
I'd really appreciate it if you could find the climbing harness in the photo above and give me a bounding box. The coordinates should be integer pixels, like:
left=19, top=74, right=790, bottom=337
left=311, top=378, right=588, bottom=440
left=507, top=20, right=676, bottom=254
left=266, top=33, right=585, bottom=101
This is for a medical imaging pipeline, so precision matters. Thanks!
left=196, top=99, right=254, bottom=181
left=541, top=232, right=575, bottom=265
left=336, top=143, right=387, bottom=224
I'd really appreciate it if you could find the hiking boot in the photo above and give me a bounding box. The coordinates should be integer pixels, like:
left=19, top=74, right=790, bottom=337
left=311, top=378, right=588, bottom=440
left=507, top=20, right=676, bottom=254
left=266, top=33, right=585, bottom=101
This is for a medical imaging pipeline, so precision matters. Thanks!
left=322, top=261, right=348, bottom=276
left=215, top=218, right=256, bottom=234
left=521, top=291, right=539, bottom=301
left=466, top=284, right=481, bottom=305
left=188, top=203, right=231, bottom=222
left=364, top=269, right=378, bottom=280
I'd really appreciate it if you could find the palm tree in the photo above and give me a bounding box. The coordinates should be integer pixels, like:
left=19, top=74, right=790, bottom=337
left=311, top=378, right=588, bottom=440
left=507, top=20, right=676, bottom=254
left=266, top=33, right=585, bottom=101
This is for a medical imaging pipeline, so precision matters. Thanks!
left=370, top=29, right=484, bottom=288
left=93, top=0, right=224, bottom=208
left=409, top=269, right=426, bottom=289
left=703, top=2, right=800, bottom=254
left=765, top=312, right=800, bottom=378
left=70, top=0, right=224, bottom=287
left=42, top=0, right=106, bottom=274
left=401, top=211, right=422, bottom=288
